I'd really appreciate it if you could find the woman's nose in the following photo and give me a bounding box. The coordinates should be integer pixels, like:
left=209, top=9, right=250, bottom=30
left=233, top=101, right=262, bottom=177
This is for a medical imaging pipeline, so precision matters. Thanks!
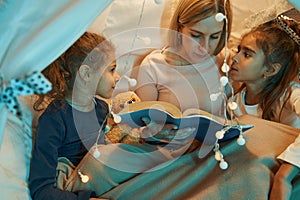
left=199, top=38, right=210, bottom=53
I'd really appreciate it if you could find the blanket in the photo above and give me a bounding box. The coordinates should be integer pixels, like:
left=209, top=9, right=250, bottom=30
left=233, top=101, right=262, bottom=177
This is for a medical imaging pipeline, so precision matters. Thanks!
left=62, top=115, right=300, bottom=200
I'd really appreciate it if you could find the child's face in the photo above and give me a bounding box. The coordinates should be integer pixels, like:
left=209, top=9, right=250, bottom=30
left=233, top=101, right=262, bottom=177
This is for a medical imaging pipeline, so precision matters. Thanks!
left=179, top=15, right=223, bottom=63
left=95, top=60, right=120, bottom=99
left=230, top=35, right=267, bottom=83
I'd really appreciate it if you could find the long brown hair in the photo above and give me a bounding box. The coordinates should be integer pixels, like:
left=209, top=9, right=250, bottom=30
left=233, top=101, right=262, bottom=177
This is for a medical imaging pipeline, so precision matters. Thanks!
left=168, top=0, right=232, bottom=55
left=237, top=17, right=300, bottom=121
left=33, top=32, right=115, bottom=111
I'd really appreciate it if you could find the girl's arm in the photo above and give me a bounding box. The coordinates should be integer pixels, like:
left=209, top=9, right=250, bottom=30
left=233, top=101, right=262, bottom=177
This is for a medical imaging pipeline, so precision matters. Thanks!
left=270, top=162, right=300, bottom=200
left=29, top=112, right=94, bottom=200
left=270, top=84, right=300, bottom=199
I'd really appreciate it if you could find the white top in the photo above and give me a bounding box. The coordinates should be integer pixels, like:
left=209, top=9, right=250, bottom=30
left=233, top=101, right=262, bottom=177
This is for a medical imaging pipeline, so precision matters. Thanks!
left=233, top=82, right=300, bottom=167
left=134, top=49, right=223, bottom=116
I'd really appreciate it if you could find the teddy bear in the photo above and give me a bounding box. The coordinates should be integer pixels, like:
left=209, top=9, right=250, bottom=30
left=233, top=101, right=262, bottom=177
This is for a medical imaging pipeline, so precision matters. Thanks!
left=105, top=91, right=145, bottom=144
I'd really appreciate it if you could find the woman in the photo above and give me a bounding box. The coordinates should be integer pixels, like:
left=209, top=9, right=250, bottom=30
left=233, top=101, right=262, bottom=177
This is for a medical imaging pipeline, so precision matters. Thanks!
left=134, top=0, right=232, bottom=116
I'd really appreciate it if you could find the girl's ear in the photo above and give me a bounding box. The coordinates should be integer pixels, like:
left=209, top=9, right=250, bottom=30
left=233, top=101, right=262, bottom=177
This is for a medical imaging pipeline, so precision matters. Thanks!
left=264, top=63, right=281, bottom=78
left=78, top=64, right=92, bottom=81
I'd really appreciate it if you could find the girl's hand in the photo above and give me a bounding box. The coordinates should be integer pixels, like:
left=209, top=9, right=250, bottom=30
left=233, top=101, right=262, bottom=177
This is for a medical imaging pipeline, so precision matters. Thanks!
left=269, top=162, right=300, bottom=200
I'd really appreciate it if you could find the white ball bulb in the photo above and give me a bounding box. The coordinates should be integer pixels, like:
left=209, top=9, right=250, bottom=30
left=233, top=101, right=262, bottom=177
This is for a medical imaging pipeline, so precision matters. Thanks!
left=93, top=149, right=101, bottom=158
left=154, top=0, right=162, bottom=4
left=143, top=37, right=151, bottom=45
left=210, top=93, right=219, bottom=101
left=129, top=78, right=137, bottom=87
left=228, top=102, right=238, bottom=110
left=215, top=151, right=222, bottom=161
left=221, top=63, right=230, bottom=73
left=81, top=175, right=89, bottom=183
left=237, top=135, right=246, bottom=146
left=215, top=13, right=225, bottom=22
left=219, top=160, right=228, bottom=170
left=220, top=76, right=228, bottom=86
left=215, top=130, right=225, bottom=139
left=114, top=114, right=122, bottom=123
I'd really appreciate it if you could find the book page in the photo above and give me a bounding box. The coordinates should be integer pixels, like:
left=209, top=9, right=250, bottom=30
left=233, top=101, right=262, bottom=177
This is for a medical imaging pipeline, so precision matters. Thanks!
left=182, top=108, right=225, bottom=124
left=120, top=101, right=183, bottom=118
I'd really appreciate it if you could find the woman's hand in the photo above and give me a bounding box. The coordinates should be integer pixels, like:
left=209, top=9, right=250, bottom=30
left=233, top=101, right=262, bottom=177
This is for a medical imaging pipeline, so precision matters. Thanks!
left=140, top=117, right=196, bottom=143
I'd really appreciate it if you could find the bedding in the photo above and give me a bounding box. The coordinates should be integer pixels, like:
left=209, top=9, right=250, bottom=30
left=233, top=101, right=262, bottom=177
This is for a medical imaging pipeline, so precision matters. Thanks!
left=59, top=114, right=300, bottom=200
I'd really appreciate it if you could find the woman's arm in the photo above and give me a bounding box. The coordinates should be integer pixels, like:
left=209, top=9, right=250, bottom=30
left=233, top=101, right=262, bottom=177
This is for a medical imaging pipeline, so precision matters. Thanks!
left=133, top=55, right=159, bottom=101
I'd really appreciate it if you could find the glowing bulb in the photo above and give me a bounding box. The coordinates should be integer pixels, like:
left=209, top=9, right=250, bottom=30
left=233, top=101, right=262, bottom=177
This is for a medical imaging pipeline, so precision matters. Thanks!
left=219, top=159, right=228, bottom=170
left=78, top=171, right=89, bottom=183
left=215, top=151, right=222, bottom=161
left=124, top=75, right=137, bottom=87
left=228, top=102, right=238, bottom=110
left=215, top=13, right=226, bottom=22
left=210, top=92, right=220, bottom=101
left=237, top=135, right=246, bottom=146
left=113, top=114, right=122, bottom=123
left=93, top=148, right=101, bottom=158
left=221, top=63, right=230, bottom=73
left=215, top=130, right=225, bottom=139
left=137, top=36, right=151, bottom=45
left=143, top=37, right=151, bottom=45
left=220, top=76, right=228, bottom=86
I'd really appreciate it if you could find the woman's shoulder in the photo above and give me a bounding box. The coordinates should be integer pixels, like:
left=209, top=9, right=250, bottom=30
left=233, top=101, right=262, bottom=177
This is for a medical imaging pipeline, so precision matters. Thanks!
left=140, top=49, right=165, bottom=65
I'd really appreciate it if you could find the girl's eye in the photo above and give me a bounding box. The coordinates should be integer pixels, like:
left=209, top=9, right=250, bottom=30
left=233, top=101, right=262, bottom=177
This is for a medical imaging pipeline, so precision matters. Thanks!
left=110, top=67, right=116, bottom=73
left=243, top=52, right=252, bottom=58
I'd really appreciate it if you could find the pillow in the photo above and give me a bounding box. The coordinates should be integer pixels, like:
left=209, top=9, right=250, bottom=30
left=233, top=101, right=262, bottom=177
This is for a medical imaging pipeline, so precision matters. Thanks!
left=0, top=96, right=35, bottom=200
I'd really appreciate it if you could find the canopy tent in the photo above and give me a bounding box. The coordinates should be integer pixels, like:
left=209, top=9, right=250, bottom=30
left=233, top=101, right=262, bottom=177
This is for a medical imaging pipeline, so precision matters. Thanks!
left=0, top=0, right=299, bottom=199
left=0, top=1, right=111, bottom=198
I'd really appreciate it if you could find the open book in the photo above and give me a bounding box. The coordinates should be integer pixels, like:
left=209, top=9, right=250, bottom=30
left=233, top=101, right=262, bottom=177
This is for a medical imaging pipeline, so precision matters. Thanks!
left=115, top=101, right=254, bottom=144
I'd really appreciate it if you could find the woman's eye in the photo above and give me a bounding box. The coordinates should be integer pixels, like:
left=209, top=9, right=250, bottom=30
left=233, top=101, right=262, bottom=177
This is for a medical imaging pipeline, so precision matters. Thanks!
left=191, top=33, right=201, bottom=38
left=210, top=35, right=220, bottom=40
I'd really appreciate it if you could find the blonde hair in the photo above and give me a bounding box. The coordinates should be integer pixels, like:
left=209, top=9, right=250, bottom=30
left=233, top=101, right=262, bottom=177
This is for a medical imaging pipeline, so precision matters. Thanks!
left=168, top=0, right=232, bottom=55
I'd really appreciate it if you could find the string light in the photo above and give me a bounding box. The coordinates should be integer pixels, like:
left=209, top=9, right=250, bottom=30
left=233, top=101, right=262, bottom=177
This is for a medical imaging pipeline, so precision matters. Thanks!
left=78, top=170, right=89, bottom=183
left=206, top=0, right=246, bottom=170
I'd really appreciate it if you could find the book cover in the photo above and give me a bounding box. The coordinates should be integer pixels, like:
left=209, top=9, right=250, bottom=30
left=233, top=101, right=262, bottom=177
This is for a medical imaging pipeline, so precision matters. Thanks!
left=115, top=101, right=254, bottom=144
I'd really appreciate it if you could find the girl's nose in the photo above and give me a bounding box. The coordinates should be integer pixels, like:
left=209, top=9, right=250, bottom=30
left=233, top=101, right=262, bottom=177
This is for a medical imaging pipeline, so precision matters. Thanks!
left=114, top=73, right=120, bottom=83
left=232, top=55, right=239, bottom=64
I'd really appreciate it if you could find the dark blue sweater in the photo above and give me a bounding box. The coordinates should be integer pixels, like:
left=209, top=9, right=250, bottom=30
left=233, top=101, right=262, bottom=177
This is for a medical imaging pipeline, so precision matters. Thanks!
left=29, top=98, right=108, bottom=200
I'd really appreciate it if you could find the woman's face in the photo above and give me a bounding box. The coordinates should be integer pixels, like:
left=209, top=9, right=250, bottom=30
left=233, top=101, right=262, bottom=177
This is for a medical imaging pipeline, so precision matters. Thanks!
left=179, top=15, right=223, bottom=64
